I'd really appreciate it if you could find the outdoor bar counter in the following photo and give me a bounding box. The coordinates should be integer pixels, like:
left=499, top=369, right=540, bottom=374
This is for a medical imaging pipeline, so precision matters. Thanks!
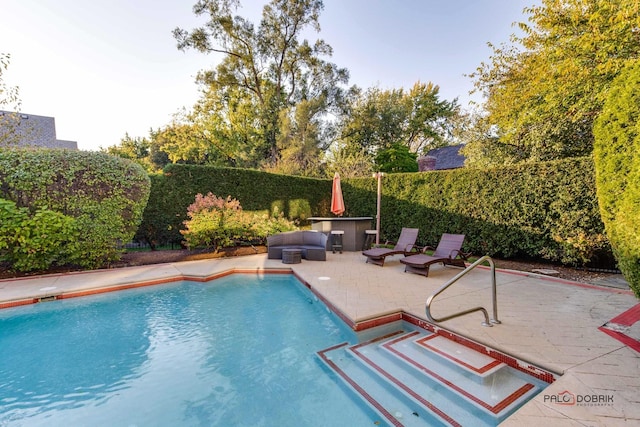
left=308, top=217, right=373, bottom=252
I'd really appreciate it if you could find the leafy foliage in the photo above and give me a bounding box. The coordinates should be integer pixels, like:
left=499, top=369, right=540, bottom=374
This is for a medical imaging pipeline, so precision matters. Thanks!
left=136, top=164, right=331, bottom=246
left=172, top=0, right=349, bottom=171
left=593, top=60, right=640, bottom=298
left=0, top=149, right=151, bottom=268
left=105, top=3, right=461, bottom=178
left=338, top=82, right=459, bottom=157
left=342, top=157, right=607, bottom=266
left=465, top=0, right=640, bottom=166
left=0, top=198, right=79, bottom=272
left=374, top=143, right=418, bottom=173
left=0, top=53, right=23, bottom=146
left=181, top=192, right=297, bottom=249
left=324, top=146, right=374, bottom=178
left=102, top=133, right=170, bottom=173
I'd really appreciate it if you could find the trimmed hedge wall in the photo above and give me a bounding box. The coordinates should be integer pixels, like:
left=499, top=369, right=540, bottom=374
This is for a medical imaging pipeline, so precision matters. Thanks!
left=135, top=164, right=332, bottom=247
left=341, top=157, right=608, bottom=265
left=140, top=158, right=609, bottom=268
left=593, top=60, right=640, bottom=298
left=0, top=149, right=151, bottom=268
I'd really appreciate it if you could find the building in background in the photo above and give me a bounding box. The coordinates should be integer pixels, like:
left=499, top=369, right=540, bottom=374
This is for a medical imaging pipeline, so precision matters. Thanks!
left=0, top=111, right=77, bottom=149
left=418, top=145, right=465, bottom=171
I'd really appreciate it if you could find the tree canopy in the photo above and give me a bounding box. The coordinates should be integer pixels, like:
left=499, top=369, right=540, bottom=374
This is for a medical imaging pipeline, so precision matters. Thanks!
left=464, top=0, right=640, bottom=166
left=172, top=0, right=349, bottom=171
left=103, top=1, right=470, bottom=177
left=0, top=53, right=22, bottom=146
left=338, top=82, right=459, bottom=157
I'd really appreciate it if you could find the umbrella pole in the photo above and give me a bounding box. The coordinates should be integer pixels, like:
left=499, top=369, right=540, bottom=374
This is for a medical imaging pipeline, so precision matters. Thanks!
left=374, top=172, right=384, bottom=245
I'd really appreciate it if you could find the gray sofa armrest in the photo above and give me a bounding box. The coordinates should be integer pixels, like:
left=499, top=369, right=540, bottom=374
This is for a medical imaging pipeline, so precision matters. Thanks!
left=267, top=234, right=284, bottom=247
left=302, top=230, right=327, bottom=247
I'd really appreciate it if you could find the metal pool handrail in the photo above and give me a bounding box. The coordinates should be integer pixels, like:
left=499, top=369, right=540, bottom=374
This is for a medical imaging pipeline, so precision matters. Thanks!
left=425, top=255, right=501, bottom=327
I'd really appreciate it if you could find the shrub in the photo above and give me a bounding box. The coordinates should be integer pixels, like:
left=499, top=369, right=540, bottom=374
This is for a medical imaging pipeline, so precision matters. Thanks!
left=0, top=149, right=151, bottom=268
left=593, top=60, right=640, bottom=298
left=136, top=165, right=328, bottom=247
left=0, top=198, right=78, bottom=272
left=181, top=193, right=297, bottom=249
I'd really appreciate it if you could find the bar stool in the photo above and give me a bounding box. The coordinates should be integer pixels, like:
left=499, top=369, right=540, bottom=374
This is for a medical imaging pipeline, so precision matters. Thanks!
left=363, top=229, right=377, bottom=250
left=330, top=230, right=344, bottom=253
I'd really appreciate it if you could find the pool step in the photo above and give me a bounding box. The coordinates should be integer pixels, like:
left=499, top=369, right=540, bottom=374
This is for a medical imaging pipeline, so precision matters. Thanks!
left=412, top=334, right=506, bottom=381
left=318, top=339, right=451, bottom=427
left=317, top=330, right=543, bottom=427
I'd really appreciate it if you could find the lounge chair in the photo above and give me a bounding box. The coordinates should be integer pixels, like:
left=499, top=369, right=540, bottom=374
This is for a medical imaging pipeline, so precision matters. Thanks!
left=362, top=227, right=419, bottom=266
left=400, top=233, right=468, bottom=277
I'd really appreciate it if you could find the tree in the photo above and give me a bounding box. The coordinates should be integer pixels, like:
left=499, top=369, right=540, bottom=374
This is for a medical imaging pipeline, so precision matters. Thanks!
left=324, top=145, right=374, bottom=178
left=0, top=53, right=22, bottom=146
left=266, top=99, right=326, bottom=176
left=173, top=0, right=349, bottom=169
left=465, top=0, right=640, bottom=166
left=593, top=60, right=640, bottom=298
left=338, top=82, right=459, bottom=158
left=374, top=143, right=418, bottom=173
left=159, top=86, right=264, bottom=167
left=103, top=133, right=170, bottom=173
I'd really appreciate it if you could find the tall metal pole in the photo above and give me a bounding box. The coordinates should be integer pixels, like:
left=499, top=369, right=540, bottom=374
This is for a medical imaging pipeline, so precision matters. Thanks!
left=375, top=172, right=383, bottom=245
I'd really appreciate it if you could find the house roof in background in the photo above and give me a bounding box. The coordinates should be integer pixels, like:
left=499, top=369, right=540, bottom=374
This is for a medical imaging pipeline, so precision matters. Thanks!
left=426, top=144, right=465, bottom=170
left=0, top=111, right=77, bottom=150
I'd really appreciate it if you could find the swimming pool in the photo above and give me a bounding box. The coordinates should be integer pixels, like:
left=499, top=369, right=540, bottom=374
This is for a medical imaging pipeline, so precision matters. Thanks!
left=0, top=274, right=379, bottom=426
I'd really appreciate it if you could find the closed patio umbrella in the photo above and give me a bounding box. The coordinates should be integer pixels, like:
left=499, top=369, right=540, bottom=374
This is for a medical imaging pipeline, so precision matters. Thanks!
left=331, top=172, right=345, bottom=216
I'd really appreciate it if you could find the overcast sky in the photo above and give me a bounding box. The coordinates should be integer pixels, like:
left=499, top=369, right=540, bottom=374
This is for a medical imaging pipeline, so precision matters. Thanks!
left=2, top=0, right=537, bottom=151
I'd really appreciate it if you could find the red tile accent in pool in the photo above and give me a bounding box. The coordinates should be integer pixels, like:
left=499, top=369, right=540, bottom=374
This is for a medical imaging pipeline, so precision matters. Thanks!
left=316, top=342, right=404, bottom=427
left=349, top=333, right=463, bottom=427
left=0, top=268, right=295, bottom=310
left=355, top=312, right=403, bottom=331
left=291, top=289, right=556, bottom=385
left=400, top=312, right=557, bottom=384
left=415, top=334, right=504, bottom=374
left=292, top=271, right=406, bottom=332
left=56, top=276, right=185, bottom=301
left=400, top=312, right=437, bottom=333
left=377, top=332, right=536, bottom=415
left=0, top=298, right=40, bottom=310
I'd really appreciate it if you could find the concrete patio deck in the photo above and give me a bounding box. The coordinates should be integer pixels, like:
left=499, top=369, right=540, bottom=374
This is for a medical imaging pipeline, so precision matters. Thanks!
left=1, top=252, right=638, bottom=426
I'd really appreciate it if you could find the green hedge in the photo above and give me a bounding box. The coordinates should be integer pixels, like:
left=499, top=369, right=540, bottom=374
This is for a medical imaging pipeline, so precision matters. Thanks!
left=341, top=157, right=608, bottom=266
left=135, top=164, right=332, bottom=247
left=593, top=60, right=640, bottom=298
left=140, top=158, right=608, bottom=268
left=0, top=149, right=151, bottom=269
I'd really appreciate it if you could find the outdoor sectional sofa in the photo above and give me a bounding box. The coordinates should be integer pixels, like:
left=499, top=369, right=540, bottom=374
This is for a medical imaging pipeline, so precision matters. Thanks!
left=267, top=230, right=327, bottom=261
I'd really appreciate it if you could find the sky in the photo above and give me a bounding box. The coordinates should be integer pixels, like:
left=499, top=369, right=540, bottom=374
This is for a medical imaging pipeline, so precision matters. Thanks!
left=1, top=0, right=538, bottom=151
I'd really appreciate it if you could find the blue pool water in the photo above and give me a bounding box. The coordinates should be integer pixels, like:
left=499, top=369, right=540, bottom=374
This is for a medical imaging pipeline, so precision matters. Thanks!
left=0, top=274, right=378, bottom=426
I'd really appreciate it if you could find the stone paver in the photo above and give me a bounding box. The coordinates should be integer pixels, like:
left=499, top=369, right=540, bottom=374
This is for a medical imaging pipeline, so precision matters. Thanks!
left=1, top=252, right=638, bottom=426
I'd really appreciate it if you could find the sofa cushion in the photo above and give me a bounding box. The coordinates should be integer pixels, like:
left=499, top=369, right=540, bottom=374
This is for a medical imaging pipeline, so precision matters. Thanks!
left=282, top=231, right=301, bottom=246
